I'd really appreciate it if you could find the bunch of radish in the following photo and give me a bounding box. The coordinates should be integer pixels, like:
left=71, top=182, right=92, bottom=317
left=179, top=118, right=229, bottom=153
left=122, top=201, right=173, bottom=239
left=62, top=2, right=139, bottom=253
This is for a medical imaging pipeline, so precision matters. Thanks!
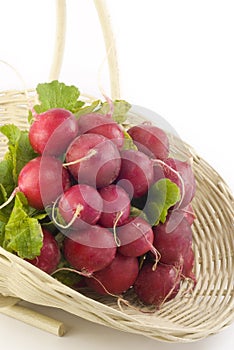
left=0, top=81, right=197, bottom=308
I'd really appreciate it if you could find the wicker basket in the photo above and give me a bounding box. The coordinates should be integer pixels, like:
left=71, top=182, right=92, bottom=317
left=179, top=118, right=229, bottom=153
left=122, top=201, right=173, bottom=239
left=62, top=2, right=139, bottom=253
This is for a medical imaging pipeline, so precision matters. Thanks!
left=0, top=0, right=233, bottom=343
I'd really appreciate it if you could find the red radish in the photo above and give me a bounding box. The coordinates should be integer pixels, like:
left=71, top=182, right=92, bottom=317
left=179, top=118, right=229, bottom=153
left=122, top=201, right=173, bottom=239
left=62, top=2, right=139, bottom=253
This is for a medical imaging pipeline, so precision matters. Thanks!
left=117, top=217, right=155, bottom=257
left=153, top=158, right=196, bottom=209
left=78, top=113, right=124, bottom=149
left=127, top=124, right=169, bottom=160
left=152, top=163, right=165, bottom=183
left=153, top=217, right=193, bottom=265
left=65, top=133, right=121, bottom=188
left=18, top=156, right=71, bottom=210
left=98, top=184, right=130, bottom=228
left=167, top=203, right=196, bottom=229
left=183, top=203, right=196, bottom=225
left=58, top=184, right=103, bottom=229
left=181, top=246, right=196, bottom=284
left=117, top=149, right=154, bottom=198
left=85, top=253, right=139, bottom=295
left=134, top=262, right=181, bottom=307
left=26, top=228, right=61, bottom=274
left=63, top=225, right=117, bottom=274
left=29, top=108, right=78, bottom=156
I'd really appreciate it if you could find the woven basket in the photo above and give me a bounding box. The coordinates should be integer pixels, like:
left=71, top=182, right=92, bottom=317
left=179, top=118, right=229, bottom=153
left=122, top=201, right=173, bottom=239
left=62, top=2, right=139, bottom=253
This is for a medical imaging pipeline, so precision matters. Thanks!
left=0, top=0, right=233, bottom=343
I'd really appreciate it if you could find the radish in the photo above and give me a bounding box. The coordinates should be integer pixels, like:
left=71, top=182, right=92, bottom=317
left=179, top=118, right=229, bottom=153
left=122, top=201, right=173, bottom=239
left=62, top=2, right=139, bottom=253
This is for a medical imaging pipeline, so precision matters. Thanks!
left=78, top=113, right=124, bottom=149
left=117, top=217, right=156, bottom=258
left=181, top=246, right=196, bottom=284
left=18, top=156, right=71, bottom=210
left=58, top=184, right=103, bottom=229
left=63, top=225, right=117, bottom=274
left=85, top=253, right=139, bottom=295
left=166, top=203, right=196, bottom=230
left=65, top=133, right=121, bottom=188
left=153, top=217, right=193, bottom=265
left=26, top=228, right=61, bottom=274
left=134, top=262, right=181, bottom=307
left=152, top=163, right=165, bottom=183
left=182, top=203, right=196, bottom=225
left=29, top=108, right=78, bottom=156
left=164, top=158, right=196, bottom=208
left=117, top=149, right=154, bottom=198
left=153, top=158, right=196, bottom=209
left=127, top=124, right=169, bottom=160
left=98, top=184, right=130, bottom=228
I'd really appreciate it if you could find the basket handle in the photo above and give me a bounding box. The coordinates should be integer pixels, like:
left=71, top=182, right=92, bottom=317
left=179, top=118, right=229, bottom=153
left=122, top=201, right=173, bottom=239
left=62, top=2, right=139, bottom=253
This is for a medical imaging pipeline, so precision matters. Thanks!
left=48, top=0, right=67, bottom=82
left=49, top=0, right=121, bottom=100
left=0, top=296, right=65, bottom=337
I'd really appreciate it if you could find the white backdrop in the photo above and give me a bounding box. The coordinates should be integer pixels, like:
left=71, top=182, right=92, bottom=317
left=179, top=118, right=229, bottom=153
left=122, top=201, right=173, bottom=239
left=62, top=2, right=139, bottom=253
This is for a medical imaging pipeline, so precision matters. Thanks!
left=0, top=1, right=234, bottom=349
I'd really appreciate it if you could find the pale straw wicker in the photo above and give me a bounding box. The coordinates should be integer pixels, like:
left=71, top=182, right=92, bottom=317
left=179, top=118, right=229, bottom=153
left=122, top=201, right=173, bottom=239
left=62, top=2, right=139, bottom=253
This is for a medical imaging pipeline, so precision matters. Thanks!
left=0, top=0, right=233, bottom=343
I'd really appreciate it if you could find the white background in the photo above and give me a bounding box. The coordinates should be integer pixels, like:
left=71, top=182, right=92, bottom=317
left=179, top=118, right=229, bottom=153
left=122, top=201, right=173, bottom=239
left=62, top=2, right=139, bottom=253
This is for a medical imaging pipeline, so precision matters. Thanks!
left=0, top=0, right=233, bottom=349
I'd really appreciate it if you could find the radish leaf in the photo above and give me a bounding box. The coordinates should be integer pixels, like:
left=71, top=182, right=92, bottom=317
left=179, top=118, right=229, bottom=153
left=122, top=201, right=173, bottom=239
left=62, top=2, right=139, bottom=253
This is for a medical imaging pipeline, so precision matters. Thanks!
left=122, top=130, right=138, bottom=150
left=0, top=124, right=36, bottom=184
left=34, top=80, right=85, bottom=114
left=3, top=192, right=43, bottom=259
left=74, top=99, right=101, bottom=118
left=0, top=158, right=14, bottom=196
left=145, top=179, right=181, bottom=226
left=98, top=99, right=131, bottom=123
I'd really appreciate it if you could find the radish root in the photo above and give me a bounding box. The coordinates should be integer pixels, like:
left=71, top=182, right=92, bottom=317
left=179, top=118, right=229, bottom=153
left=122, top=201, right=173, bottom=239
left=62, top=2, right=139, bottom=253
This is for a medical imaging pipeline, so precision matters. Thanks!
left=112, top=211, right=123, bottom=247
left=0, top=187, right=20, bottom=210
left=63, top=149, right=97, bottom=167
left=131, top=221, right=161, bottom=270
left=52, top=197, right=84, bottom=229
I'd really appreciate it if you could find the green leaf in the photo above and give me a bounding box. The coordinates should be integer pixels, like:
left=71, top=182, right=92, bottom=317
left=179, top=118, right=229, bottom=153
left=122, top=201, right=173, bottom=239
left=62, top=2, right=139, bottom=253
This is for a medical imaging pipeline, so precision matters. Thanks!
left=46, top=205, right=67, bottom=228
left=0, top=124, right=21, bottom=144
left=28, top=110, right=34, bottom=124
left=0, top=222, right=5, bottom=246
left=0, top=183, right=8, bottom=205
left=53, top=267, right=83, bottom=289
left=3, top=192, right=43, bottom=259
left=34, top=80, right=85, bottom=114
left=0, top=124, right=36, bottom=184
left=98, top=99, right=131, bottom=123
left=0, top=184, right=12, bottom=222
left=122, top=130, right=138, bottom=150
left=29, top=211, right=48, bottom=220
left=130, top=206, right=148, bottom=221
left=13, top=131, right=37, bottom=181
left=0, top=158, right=14, bottom=196
left=74, top=99, right=101, bottom=118
left=144, top=179, right=181, bottom=226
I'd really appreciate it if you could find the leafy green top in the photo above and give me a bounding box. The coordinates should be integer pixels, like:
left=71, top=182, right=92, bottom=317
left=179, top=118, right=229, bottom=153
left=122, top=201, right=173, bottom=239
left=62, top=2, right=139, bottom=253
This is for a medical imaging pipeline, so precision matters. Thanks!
left=29, top=80, right=131, bottom=125
left=0, top=124, right=37, bottom=191
left=144, top=179, right=181, bottom=226
left=34, top=80, right=85, bottom=114
left=98, top=99, right=131, bottom=123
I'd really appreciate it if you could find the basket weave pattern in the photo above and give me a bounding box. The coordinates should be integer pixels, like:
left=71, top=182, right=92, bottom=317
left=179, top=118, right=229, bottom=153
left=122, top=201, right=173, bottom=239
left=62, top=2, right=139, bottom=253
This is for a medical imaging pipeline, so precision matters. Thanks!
left=0, top=89, right=233, bottom=342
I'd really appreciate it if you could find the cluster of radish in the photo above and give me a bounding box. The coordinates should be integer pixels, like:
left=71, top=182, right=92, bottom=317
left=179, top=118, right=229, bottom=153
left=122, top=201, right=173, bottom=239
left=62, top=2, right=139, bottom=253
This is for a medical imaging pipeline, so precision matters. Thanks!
left=15, top=106, right=196, bottom=308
